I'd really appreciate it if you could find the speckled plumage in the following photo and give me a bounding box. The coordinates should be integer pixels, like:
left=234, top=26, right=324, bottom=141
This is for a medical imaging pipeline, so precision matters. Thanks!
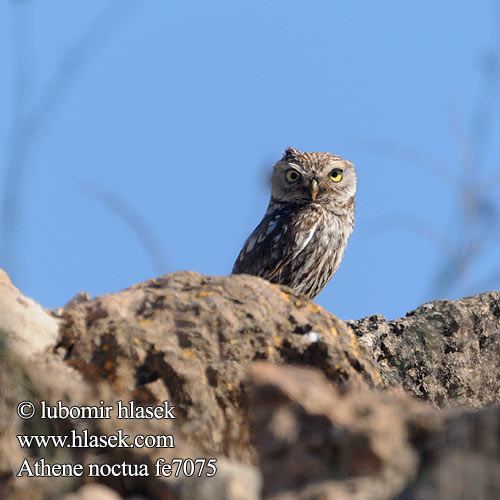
left=232, top=148, right=356, bottom=298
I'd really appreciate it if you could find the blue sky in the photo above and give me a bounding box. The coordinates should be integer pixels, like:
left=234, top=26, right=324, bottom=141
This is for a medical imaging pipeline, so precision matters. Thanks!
left=1, top=1, right=499, bottom=321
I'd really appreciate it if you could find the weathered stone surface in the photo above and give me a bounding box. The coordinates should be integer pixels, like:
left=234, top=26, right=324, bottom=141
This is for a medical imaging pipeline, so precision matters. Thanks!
left=1, top=270, right=379, bottom=500
left=1, top=269, right=500, bottom=500
left=63, top=484, right=124, bottom=500
left=0, top=271, right=86, bottom=500
left=249, top=362, right=500, bottom=500
left=0, top=268, right=60, bottom=357
left=396, top=405, right=500, bottom=500
left=347, top=291, right=500, bottom=408
left=178, top=459, right=261, bottom=500
left=248, top=362, right=440, bottom=500
left=58, top=272, right=380, bottom=462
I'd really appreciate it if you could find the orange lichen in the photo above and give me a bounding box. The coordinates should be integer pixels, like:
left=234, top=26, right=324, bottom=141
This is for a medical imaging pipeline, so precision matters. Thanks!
left=137, top=319, right=155, bottom=327
left=349, top=332, right=360, bottom=358
left=349, top=331, right=360, bottom=348
left=183, top=350, right=196, bottom=360
left=307, top=304, right=321, bottom=313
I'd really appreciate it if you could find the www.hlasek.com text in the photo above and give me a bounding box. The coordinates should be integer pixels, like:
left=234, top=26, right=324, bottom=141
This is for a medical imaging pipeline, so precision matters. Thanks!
left=18, top=429, right=175, bottom=449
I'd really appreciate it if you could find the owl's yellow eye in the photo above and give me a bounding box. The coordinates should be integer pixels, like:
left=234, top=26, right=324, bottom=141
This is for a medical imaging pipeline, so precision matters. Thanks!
left=329, top=169, right=343, bottom=182
left=286, top=169, right=300, bottom=183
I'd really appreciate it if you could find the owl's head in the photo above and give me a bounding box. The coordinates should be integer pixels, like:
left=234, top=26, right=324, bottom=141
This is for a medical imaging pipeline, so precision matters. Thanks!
left=270, top=147, right=356, bottom=209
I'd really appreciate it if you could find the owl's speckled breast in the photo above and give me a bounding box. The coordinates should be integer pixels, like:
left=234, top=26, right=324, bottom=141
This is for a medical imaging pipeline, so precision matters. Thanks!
left=233, top=201, right=354, bottom=298
left=273, top=204, right=353, bottom=297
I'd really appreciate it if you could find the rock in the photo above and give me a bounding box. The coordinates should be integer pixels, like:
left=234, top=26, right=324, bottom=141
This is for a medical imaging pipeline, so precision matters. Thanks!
left=248, top=362, right=440, bottom=500
left=58, top=271, right=381, bottom=462
left=1, top=268, right=499, bottom=499
left=1, top=270, right=379, bottom=500
left=0, top=268, right=60, bottom=357
left=249, top=362, right=500, bottom=500
left=178, top=459, right=261, bottom=500
left=396, top=405, right=500, bottom=500
left=347, top=291, right=500, bottom=408
left=0, top=270, right=81, bottom=500
left=63, top=484, right=124, bottom=500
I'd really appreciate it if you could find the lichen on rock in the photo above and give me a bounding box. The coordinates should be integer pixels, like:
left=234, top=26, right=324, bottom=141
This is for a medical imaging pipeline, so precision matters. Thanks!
left=1, top=270, right=499, bottom=499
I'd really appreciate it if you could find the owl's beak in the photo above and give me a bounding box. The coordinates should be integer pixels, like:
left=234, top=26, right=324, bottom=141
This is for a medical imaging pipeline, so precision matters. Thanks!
left=310, top=179, right=319, bottom=201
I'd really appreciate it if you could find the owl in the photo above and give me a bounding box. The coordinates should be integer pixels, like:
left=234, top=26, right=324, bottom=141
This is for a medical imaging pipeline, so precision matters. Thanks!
left=232, top=147, right=356, bottom=298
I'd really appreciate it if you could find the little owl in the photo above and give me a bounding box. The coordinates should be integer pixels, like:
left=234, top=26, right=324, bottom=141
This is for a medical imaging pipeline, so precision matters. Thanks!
left=232, top=147, right=356, bottom=298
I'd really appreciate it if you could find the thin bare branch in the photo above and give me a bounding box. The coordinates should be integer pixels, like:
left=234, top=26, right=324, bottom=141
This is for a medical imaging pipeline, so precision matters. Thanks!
left=1, top=0, right=138, bottom=277
left=365, top=214, right=454, bottom=258
left=355, top=139, right=456, bottom=185
left=445, top=97, right=477, bottom=177
left=81, top=181, right=168, bottom=276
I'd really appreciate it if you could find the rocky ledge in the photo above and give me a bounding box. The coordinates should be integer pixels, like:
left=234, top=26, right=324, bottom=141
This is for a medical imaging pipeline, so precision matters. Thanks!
left=0, top=270, right=499, bottom=500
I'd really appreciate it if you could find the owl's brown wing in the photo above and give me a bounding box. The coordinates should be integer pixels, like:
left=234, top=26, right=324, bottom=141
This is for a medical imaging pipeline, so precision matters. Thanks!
left=232, top=205, right=323, bottom=282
